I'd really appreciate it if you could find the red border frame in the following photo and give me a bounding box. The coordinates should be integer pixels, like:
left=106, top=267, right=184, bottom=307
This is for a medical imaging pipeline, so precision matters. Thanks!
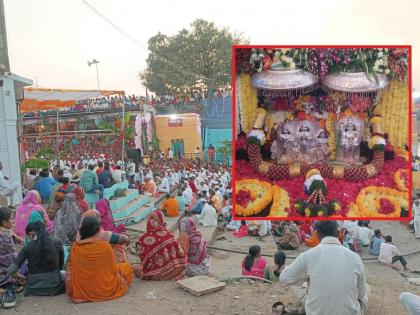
left=232, top=45, right=412, bottom=221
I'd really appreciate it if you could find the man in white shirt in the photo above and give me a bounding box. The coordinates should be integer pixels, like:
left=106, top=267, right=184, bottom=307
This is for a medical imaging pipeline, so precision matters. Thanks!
left=157, top=176, right=170, bottom=194
left=168, top=148, right=174, bottom=159
left=378, top=235, right=408, bottom=271
left=280, top=221, right=369, bottom=315
left=63, top=166, right=73, bottom=181
left=170, top=170, right=179, bottom=186
left=0, top=161, right=19, bottom=207
left=400, top=292, right=420, bottom=315
left=359, top=222, right=374, bottom=247
left=127, top=160, right=136, bottom=181
left=112, top=165, right=126, bottom=183
left=197, top=200, right=218, bottom=227
left=182, top=184, right=192, bottom=206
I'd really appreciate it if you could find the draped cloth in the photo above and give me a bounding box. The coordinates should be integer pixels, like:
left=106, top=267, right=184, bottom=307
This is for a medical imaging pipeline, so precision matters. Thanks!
left=71, top=186, right=89, bottom=213
left=14, top=190, right=52, bottom=238
left=53, top=193, right=82, bottom=246
left=95, top=199, right=125, bottom=233
left=177, top=217, right=206, bottom=265
left=137, top=211, right=186, bottom=280
left=76, top=210, right=127, bottom=263
left=66, top=240, right=132, bottom=303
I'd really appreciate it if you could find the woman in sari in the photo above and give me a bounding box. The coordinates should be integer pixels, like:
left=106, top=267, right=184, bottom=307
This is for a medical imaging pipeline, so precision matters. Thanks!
left=53, top=193, right=82, bottom=257
left=95, top=199, right=125, bottom=233
left=68, top=185, right=89, bottom=213
left=14, top=191, right=52, bottom=238
left=8, top=220, right=65, bottom=297
left=135, top=211, right=186, bottom=280
left=47, top=191, right=65, bottom=221
left=66, top=216, right=133, bottom=303
left=76, top=210, right=129, bottom=263
left=177, top=216, right=209, bottom=276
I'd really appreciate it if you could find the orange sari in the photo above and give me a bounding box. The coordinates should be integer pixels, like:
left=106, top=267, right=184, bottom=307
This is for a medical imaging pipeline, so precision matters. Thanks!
left=304, top=231, right=320, bottom=247
left=66, top=240, right=133, bottom=303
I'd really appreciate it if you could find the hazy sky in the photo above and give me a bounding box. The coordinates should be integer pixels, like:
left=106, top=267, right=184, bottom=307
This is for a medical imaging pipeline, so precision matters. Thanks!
left=4, top=0, right=420, bottom=95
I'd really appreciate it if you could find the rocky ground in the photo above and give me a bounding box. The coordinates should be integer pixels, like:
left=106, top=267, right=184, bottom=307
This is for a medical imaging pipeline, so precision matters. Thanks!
left=2, top=221, right=420, bottom=315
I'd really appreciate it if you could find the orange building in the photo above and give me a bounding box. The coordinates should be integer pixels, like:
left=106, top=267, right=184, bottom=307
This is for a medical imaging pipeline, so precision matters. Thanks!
left=155, top=113, right=202, bottom=157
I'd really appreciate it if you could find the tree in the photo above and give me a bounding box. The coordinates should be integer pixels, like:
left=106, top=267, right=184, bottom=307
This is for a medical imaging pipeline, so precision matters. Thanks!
left=140, top=19, right=247, bottom=96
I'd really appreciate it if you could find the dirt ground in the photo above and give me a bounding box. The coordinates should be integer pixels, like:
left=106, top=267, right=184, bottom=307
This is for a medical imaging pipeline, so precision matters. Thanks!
left=2, top=221, right=420, bottom=315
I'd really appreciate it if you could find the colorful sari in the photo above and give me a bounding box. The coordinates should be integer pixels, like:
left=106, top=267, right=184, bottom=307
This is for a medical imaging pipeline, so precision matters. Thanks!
left=95, top=199, right=125, bottom=233
left=53, top=193, right=82, bottom=246
left=66, top=240, right=133, bottom=303
left=137, top=211, right=186, bottom=280
left=177, top=217, right=208, bottom=276
left=70, top=186, right=89, bottom=213
left=76, top=210, right=127, bottom=263
left=0, top=227, right=17, bottom=287
left=14, top=191, right=52, bottom=238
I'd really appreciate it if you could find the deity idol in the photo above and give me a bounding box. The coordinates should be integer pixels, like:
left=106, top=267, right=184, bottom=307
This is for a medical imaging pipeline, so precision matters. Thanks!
left=340, top=117, right=361, bottom=164
left=316, top=129, right=330, bottom=163
left=297, top=121, right=314, bottom=164
left=277, top=123, right=296, bottom=163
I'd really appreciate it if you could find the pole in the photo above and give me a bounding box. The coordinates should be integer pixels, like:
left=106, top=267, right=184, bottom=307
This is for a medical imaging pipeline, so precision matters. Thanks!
left=0, top=0, right=10, bottom=74
left=121, top=94, right=125, bottom=166
left=56, top=109, right=59, bottom=163
left=95, top=62, right=100, bottom=91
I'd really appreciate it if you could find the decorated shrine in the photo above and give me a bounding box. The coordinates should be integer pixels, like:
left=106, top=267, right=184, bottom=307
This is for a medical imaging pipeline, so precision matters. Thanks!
left=235, top=47, right=410, bottom=218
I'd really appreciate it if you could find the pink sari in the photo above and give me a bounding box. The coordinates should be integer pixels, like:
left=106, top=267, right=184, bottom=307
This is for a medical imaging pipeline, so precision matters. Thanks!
left=14, top=190, right=53, bottom=238
left=95, top=199, right=126, bottom=233
left=241, top=257, right=267, bottom=278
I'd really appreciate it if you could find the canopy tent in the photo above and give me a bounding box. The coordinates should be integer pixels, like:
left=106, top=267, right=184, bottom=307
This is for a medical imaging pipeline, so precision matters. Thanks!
left=20, top=87, right=125, bottom=112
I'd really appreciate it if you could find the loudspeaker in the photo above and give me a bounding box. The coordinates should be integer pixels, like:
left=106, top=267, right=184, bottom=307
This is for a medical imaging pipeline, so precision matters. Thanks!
left=127, top=148, right=142, bottom=171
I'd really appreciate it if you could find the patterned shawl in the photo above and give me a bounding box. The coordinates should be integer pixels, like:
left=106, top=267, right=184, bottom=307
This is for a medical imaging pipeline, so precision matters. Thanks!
left=53, top=193, right=82, bottom=246
left=137, top=211, right=186, bottom=278
left=177, top=217, right=206, bottom=265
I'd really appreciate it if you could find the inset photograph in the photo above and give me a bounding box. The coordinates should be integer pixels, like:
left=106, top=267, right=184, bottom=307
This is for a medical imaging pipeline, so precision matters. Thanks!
left=233, top=46, right=410, bottom=219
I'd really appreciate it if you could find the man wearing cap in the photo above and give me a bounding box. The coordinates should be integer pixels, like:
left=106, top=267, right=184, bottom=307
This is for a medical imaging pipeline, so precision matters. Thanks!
left=280, top=220, right=369, bottom=315
left=157, top=175, right=170, bottom=194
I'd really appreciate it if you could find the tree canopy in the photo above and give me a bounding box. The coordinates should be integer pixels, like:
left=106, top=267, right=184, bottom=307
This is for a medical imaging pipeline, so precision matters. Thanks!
left=140, top=19, right=247, bottom=96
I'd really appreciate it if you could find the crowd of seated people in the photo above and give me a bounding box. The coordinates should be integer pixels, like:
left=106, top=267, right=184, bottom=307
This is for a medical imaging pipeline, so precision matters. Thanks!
left=22, top=90, right=232, bottom=118
left=0, top=150, right=232, bottom=308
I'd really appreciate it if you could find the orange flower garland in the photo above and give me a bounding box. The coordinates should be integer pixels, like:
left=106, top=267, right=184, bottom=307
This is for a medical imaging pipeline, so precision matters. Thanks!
left=355, top=186, right=408, bottom=218
left=235, top=179, right=273, bottom=216
left=269, top=185, right=290, bottom=217
left=394, top=169, right=408, bottom=192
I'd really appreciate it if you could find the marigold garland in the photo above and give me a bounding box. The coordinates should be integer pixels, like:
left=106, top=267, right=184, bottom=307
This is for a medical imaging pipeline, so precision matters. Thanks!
left=239, top=73, right=258, bottom=133
left=235, top=179, right=273, bottom=216
left=375, top=80, right=408, bottom=148
left=355, top=186, right=408, bottom=218
left=269, top=185, right=290, bottom=217
left=325, top=112, right=336, bottom=160
left=394, top=169, right=408, bottom=192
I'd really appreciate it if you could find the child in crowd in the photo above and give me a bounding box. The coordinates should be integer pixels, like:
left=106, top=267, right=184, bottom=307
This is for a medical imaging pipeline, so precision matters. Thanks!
left=264, top=251, right=286, bottom=282
left=241, top=245, right=267, bottom=279
left=0, top=207, right=24, bottom=308
left=368, top=229, right=383, bottom=256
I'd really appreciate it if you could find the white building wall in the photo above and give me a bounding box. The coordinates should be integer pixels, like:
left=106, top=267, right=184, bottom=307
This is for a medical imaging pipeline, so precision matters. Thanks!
left=0, top=73, right=32, bottom=202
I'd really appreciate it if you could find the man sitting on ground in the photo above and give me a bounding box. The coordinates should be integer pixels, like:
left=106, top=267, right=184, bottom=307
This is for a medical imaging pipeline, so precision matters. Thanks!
left=112, top=165, right=126, bottom=184
left=161, top=194, right=179, bottom=217
left=80, top=164, right=104, bottom=199
left=279, top=220, right=369, bottom=315
left=141, top=177, right=157, bottom=196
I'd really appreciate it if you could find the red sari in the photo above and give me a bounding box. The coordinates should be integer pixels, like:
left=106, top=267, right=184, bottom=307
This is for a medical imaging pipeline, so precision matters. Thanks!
left=136, top=211, right=186, bottom=280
